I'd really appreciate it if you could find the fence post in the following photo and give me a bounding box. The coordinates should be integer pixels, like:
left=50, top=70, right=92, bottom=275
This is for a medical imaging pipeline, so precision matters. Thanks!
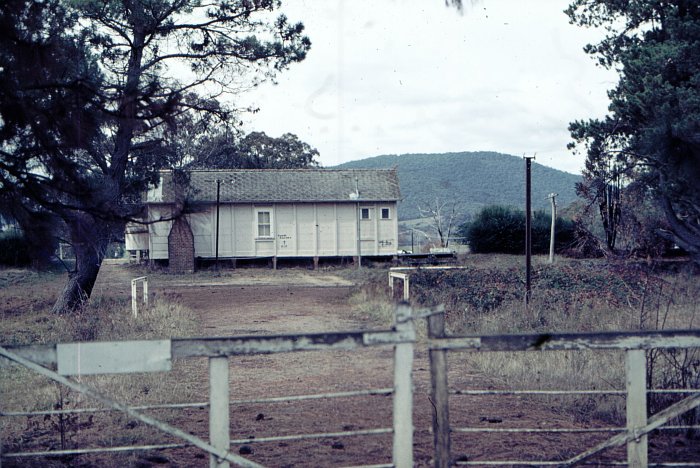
left=143, top=277, right=148, bottom=309
left=393, top=303, right=414, bottom=468
left=626, top=349, right=648, bottom=468
left=209, top=357, right=230, bottom=468
left=131, top=279, right=138, bottom=317
left=429, top=309, right=451, bottom=468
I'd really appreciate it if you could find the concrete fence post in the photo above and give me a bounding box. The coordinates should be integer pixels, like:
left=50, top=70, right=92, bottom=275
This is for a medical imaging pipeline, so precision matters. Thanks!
left=131, top=280, right=138, bottom=317
left=429, top=309, right=451, bottom=467
left=393, top=303, right=415, bottom=468
left=626, top=349, right=648, bottom=467
left=143, top=277, right=148, bottom=309
left=131, top=277, right=148, bottom=317
left=209, top=356, right=230, bottom=468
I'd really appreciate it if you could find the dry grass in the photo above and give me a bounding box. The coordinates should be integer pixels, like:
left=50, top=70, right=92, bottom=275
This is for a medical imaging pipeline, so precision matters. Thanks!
left=345, top=256, right=700, bottom=426
left=0, top=267, right=202, bottom=466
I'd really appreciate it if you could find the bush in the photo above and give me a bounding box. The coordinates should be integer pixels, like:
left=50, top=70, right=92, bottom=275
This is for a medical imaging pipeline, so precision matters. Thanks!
left=0, top=231, right=32, bottom=266
left=459, top=205, right=575, bottom=254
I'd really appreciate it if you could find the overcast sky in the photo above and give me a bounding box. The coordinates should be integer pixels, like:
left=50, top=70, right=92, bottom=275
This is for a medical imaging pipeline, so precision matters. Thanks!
left=236, top=0, right=618, bottom=175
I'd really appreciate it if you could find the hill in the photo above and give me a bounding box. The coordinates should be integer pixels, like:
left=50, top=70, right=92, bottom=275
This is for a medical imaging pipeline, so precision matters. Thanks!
left=334, top=152, right=581, bottom=221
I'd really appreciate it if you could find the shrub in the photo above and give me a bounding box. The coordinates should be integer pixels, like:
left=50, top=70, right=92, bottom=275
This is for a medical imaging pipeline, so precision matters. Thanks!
left=459, top=205, right=575, bottom=254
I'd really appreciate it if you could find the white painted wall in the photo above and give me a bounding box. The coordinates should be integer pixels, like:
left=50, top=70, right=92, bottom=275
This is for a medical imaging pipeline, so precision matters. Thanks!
left=147, top=202, right=398, bottom=259
left=148, top=206, right=173, bottom=260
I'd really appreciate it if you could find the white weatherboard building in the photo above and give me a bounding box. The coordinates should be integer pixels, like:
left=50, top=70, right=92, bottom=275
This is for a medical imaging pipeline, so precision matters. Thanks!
left=126, top=169, right=400, bottom=270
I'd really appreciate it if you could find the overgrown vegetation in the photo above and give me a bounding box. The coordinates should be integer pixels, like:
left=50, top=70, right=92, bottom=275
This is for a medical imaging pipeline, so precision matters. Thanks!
left=0, top=268, right=201, bottom=466
left=459, top=205, right=576, bottom=254
left=406, top=257, right=700, bottom=428
left=348, top=256, right=699, bottom=430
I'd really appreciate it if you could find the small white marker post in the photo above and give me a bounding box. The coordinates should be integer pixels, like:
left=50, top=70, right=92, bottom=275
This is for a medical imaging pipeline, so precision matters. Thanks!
left=131, top=276, right=148, bottom=317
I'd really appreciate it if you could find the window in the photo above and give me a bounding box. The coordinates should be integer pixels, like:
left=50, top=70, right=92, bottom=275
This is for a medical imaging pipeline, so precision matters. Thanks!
left=381, top=208, right=391, bottom=219
left=257, top=210, right=271, bottom=237
left=361, top=208, right=370, bottom=220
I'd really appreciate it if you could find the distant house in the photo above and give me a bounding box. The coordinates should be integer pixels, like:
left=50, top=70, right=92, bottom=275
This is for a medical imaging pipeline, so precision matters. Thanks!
left=126, top=169, right=401, bottom=271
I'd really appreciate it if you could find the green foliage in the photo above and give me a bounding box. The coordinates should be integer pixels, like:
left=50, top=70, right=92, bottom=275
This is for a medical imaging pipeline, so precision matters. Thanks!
left=460, top=205, right=575, bottom=254
left=190, top=130, right=320, bottom=169
left=0, top=231, right=31, bottom=266
left=335, top=152, right=581, bottom=221
left=567, top=0, right=700, bottom=263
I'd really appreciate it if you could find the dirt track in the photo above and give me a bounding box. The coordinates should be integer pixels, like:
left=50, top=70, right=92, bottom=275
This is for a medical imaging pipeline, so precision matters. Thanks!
left=90, top=261, right=695, bottom=467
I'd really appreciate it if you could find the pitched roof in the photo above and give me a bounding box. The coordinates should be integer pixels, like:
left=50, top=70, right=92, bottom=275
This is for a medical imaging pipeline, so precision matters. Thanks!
left=150, top=169, right=400, bottom=203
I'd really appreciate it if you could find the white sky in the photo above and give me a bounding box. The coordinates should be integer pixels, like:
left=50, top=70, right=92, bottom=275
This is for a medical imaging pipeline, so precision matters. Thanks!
left=237, top=0, right=618, bottom=175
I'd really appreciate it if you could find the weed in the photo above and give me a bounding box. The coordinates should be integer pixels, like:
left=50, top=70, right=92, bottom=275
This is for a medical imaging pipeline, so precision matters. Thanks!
left=0, top=268, right=201, bottom=465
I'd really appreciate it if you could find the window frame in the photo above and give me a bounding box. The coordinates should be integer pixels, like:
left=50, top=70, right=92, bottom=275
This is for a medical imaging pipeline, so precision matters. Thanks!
left=381, top=207, right=391, bottom=220
left=255, top=208, right=273, bottom=239
left=360, top=207, right=371, bottom=220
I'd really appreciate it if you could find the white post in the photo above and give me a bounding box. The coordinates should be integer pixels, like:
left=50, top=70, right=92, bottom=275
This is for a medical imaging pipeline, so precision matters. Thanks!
left=131, top=280, right=138, bottom=317
left=626, top=349, right=648, bottom=468
left=548, top=193, right=557, bottom=264
left=143, top=278, right=149, bottom=309
left=393, top=303, right=414, bottom=468
left=209, top=357, right=230, bottom=468
left=403, top=276, right=410, bottom=302
left=131, top=277, right=148, bottom=317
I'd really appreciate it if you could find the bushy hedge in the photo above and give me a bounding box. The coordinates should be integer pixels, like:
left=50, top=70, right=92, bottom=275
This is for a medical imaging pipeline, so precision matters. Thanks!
left=459, top=205, right=575, bottom=254
left=0, top=231, right=32, bottom=266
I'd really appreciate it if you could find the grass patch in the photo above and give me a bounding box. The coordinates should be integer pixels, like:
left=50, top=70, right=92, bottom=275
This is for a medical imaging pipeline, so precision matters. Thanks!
left=0, top=267, right=202, bottom=466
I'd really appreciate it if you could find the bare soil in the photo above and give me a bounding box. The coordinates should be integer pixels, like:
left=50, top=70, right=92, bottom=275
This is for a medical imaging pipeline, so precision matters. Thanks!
left=61, top=261, right=700, bottom=466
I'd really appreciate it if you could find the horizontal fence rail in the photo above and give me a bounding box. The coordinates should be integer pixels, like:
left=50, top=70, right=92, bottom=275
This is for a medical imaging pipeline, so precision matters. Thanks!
left=429, top=329, right=700, bottom=352
left=427, top=313, right=700, bottom=468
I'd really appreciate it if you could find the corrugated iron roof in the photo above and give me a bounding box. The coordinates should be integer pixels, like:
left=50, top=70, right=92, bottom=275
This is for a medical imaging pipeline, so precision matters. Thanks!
left=152, top=169, right=400, bottom=203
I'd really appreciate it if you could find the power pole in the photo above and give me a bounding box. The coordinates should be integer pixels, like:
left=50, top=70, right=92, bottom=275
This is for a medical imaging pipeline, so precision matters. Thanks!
left=355, top=177, right=362, bottom=269
left=524, top=154, right=535, bottom=307
left=547, top=193, right=558, bottom=264
left=215, top=179, right=221, bottom=272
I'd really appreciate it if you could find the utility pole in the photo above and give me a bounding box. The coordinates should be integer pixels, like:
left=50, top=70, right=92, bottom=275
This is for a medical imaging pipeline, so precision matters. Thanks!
left=215, top=179, right=221, bottom=272
left=355, top=177, right=362, bottom=269
left=547, top=193, right=558, bottom=264
left=524, top=154, right=535, bottom=307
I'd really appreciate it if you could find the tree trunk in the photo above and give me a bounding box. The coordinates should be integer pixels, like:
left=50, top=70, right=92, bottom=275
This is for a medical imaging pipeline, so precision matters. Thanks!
left=51, top=213, right=112, bottom=314
left=660, top=196, right=700, bottom=265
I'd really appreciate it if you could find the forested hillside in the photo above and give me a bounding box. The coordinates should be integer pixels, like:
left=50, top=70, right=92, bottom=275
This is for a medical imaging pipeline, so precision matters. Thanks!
left=335, top=152, right=580, bottom=221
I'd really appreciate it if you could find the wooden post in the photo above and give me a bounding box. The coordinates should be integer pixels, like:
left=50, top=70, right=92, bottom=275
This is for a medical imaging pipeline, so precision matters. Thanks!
left=209, top=357, right=230, bottom=468
left=393, top=303, right=414, bottom=468
left=524, top=155, right=534, bottom=306
left=429, top=310, right=451, bottom=468
left=626, top=349, right=648, bottom=468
